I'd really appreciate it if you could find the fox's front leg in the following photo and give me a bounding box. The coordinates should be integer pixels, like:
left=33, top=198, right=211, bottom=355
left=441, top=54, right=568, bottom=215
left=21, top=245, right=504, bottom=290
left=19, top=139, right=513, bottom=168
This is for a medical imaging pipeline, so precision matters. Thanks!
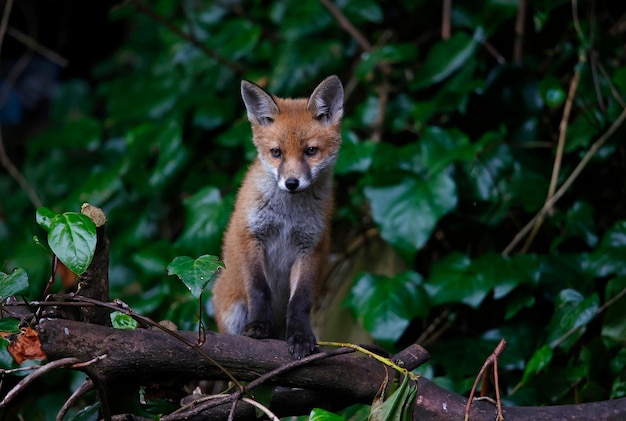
left=286, top=257, right=318, bottom=359
left=243, top=249, right=272, bottom=339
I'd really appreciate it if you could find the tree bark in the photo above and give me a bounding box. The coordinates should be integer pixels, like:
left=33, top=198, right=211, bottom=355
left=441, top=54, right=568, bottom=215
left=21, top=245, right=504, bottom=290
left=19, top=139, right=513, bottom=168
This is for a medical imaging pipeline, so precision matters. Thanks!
left=36, top=318, right=626, bottom=420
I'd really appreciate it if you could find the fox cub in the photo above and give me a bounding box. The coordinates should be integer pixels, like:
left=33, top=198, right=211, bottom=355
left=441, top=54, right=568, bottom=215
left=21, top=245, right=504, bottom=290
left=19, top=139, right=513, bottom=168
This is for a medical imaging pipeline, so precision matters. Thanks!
left=212, top=76, right=344, bottom=359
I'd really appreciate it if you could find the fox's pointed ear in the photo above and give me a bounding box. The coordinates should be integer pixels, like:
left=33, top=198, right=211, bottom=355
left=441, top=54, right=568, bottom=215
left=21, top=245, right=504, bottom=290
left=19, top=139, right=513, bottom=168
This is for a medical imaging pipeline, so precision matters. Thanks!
left=241, top=80, right=280, bottom=126
left=307, top=75, right=344, bottom=125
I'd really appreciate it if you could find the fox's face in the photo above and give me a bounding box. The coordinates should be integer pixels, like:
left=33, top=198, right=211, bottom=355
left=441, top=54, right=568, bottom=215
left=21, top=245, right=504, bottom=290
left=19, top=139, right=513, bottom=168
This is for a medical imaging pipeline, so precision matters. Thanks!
left=241, top=77, right=344, bottom=193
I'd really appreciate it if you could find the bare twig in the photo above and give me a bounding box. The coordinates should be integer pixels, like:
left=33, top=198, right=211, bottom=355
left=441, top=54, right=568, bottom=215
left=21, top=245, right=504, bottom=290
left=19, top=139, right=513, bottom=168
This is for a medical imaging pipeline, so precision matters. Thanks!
left=0, top=357, right=83, bottom=407
left=0, top=0, right=13, bottom=55
left=520, top=56, right=583, bottom=253
left=319, top=0, right=372, bottom=51
left=513, top=0, right=526, bottom=63
left=465, top=338, right=507, bottom=421
left=57, top=378, right=94, bottom=421
left=7, top=27, right=68, bottom=67
left=503, top=106, right=626, bottom=255
left=0, top=0, right=43, bottom=209
left=442, top=0, right=452, bottom=40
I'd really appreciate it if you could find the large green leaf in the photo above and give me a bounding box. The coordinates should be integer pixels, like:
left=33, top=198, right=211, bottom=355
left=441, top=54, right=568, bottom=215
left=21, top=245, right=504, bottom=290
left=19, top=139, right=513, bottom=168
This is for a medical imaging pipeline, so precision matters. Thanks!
left=364, top=173, right=457, bottom=262
left=546, top=289, right=599, bottom=351
left=174, top=187, right=232, bottom=257
left=167, top=254, right=224, bottom=299
left=369, top=374, right=417, bottom=421
left=602, top=276, right=626, bottom=342
left=0, top=268, right=29, bottom=301
left=414, top=28, right=484, bottom=89
left=309, top=408, right=345, bottom=421
left=424, top=253, right=493, bottom=308
left=36, top=208, right=97, bottom=275
left=521, top=344, right=553, bottom=385
left=346, top=271, right=428, bottom=346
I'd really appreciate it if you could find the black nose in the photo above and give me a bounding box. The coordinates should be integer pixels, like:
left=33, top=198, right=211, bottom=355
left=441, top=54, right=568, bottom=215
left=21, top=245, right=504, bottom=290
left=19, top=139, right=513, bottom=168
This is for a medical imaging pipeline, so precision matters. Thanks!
left=285, top=178, right=299, bottom=191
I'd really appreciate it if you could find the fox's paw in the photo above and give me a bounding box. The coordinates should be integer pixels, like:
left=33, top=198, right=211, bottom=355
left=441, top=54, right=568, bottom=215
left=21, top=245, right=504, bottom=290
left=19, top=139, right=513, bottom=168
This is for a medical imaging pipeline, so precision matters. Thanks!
left=287, top=331, right=317, bottom=360
left=243, top=321, right=271, bottom=339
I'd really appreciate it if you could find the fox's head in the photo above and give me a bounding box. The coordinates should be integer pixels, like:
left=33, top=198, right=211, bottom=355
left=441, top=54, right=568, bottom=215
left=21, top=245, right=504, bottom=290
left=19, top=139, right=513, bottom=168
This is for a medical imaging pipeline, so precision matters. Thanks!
left=241, top=76, right=344, bottom=193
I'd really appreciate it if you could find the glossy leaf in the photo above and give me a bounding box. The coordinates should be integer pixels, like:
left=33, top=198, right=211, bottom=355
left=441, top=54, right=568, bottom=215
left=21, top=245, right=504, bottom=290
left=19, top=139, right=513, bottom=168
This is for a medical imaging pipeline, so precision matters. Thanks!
left=546, top=289, right=599, bottom=351
left=0, top=268, right=29, bottom=300
left=414, top=28, right=483, bottom=89
left=309, top=408, right=345, bottom=421
left=37, top=209, right=97, bottom=275
left=346, top=271, right=428, bottom=345
left=521, top=344, right=553, bottom=384
left=369, top=374, right=417, bottom=421
left=167, top=255, right=224, bottom=299
left=110, top=311, right=138, bottom=330
left=424, top=253, right=496, bottom=308
left=364, top=173, right=457, bottom=262
left=602, top=276, right=626, bottom=342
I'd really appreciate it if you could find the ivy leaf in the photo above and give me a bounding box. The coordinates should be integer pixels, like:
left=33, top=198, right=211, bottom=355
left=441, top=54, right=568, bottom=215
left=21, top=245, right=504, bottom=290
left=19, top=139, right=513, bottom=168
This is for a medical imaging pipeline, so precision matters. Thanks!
left=110, top=311, right=138, bottom=330
left=364, top=173, right=457, bottom=263
left=546, top=289, right=599, bottom=351
left=35, top=207, right=57, bottom=232
left=424, top=253, right=494, bottom=308
left=36, top=208, right=97, bottom=275
left=167, top=255, right=224, bottom=299
left=414, top=28, right=484, bottom=89
left=0, top=269, right=29, bottom=301
left=521, top=344, right=553, bottom=385
left=309, top=408, right=345, bottom=421
left=175, top=187, right=232, bottom=257
left=369, top=374, right=417, bottom=421
left=602, top=276, right=626, bottom=342
left=346, top=271, right=428, bottom=346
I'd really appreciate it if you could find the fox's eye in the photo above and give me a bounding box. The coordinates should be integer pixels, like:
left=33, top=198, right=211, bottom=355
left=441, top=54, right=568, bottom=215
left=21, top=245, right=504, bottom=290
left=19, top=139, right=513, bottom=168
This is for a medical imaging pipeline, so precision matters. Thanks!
left=304, top=147, right=318, bottom=156
left=270, top=148, right=282, bottom=158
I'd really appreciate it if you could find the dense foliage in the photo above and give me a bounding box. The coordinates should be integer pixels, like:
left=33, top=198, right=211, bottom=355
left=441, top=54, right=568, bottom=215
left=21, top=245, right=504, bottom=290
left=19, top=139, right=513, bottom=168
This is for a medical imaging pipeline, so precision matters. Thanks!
left=1, top=0, right=626, bottom=418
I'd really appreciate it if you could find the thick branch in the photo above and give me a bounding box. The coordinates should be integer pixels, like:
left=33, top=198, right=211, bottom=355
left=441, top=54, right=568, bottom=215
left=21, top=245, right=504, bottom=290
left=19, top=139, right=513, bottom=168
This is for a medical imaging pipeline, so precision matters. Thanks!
left=36, top=318, right=626, bottom=420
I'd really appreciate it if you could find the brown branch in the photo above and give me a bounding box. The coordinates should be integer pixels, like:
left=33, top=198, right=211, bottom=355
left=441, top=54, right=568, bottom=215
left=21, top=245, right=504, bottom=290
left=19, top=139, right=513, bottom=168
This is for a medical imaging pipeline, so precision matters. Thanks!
left=31, top=318, right=626, bottom=420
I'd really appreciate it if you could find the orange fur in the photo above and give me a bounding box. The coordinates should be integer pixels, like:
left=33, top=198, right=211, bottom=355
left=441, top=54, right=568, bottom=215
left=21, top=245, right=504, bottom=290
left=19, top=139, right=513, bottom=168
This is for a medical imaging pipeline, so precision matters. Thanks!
left=212, top=76, right=343, bottom=358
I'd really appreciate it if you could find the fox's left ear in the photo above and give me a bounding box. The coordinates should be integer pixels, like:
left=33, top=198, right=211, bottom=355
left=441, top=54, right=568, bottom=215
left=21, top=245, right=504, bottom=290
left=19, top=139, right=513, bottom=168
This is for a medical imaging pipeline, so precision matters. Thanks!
left=307, top=75, right=344, bottom=125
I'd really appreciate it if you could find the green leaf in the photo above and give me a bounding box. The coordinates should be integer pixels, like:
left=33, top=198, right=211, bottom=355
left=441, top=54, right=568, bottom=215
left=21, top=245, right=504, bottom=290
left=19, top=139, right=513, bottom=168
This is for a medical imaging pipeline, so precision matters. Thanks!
left=310, top=408, right=346, bottom=421
left=546, top=289, right=599, bottom=351
left=521, top=344, right=553, bottom=384
left=539, top=75, right=566, bottom=108
left=36, top=207, right=57, bottom=232
left=424, top=253, right=493, bottom=308
left=369, top=374, right=417, bottom=421
left=167, top=255, right=223, bottom=299
left=175, top=187, right=232, bottom=257
left=0, top=268, right=29, bottom=300
left=602, top=276, right=626, bottom=342
left=0, top=337, right=16, bottom=370
left=335, top=139, right=376, bottom=174
left=0, top=318, right=20, bottom=333
left=346, top=272, right=429, bottom=346
left=38, top=212, right=97, bottom=275
left=110, top=311, right=138, bottom=330
left=414, top=28, right=483, bottom=89
left=68, top=402, right=101, bottom=421
left=364, top=173, right=457, bottom=262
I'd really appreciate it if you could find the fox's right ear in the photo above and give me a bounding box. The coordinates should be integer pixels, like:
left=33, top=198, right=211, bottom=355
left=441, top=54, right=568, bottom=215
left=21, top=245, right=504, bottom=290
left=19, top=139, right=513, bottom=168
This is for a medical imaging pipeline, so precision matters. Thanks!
left=241, top=80, right=280, bottom=126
